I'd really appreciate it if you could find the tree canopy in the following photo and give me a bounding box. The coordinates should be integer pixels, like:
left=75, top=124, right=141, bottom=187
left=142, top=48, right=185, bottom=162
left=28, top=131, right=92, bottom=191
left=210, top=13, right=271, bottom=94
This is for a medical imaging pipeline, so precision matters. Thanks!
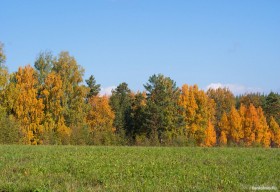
left=0, top=42, right=279, bottom=147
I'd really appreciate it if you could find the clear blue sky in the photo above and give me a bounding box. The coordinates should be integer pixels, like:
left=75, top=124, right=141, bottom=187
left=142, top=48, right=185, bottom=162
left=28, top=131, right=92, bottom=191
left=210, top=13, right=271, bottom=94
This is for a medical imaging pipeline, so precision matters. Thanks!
left=1, top=0, right=280, bottom=95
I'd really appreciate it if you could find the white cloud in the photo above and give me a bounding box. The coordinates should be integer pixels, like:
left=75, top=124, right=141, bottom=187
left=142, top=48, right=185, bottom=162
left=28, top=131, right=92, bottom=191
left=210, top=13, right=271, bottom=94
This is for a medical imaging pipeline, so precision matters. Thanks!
left=206, top=83, right=263, bottom=95
left=99, top=86, right=116, bottom=96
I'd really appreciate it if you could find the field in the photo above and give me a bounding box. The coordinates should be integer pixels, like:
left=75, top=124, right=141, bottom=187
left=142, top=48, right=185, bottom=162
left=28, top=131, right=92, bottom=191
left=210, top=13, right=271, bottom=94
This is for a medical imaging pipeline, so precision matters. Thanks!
left=0, top=146, right=279, bottom=191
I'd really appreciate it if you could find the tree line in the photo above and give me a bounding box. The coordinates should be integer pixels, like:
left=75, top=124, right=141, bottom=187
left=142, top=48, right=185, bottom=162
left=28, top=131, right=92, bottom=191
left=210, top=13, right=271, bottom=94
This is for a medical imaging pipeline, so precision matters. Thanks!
left=0, top=43, right=280, bottom=147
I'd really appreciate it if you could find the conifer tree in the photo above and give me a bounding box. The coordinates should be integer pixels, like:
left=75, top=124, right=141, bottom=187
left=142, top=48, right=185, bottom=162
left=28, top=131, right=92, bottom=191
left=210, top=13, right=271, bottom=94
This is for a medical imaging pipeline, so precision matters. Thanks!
left=264, top=92, right=280, bottom=125
left=129, top=92, right=147, bottom=143
left=86, top=75, right=101, bottom=98
left=109, top=82, right=132, bottom=143
left=144, top=74, right=184, bottom=145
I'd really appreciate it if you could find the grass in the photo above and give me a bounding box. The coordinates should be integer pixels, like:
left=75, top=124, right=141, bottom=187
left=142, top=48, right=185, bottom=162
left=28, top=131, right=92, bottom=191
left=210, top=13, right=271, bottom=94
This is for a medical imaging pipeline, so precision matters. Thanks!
left=0, top=146, right=279, bottom=191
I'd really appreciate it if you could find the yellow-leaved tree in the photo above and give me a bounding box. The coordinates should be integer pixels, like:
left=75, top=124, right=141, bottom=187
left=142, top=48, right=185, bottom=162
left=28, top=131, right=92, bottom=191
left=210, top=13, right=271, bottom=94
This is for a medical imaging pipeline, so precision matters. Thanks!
left=228, top=106, right=243, bottom=144
left=53, top=52, right=88, bottom=144
left=256, top=107, right=270, bottom=147
left=14, top=65, right=44, bottom=144
left=179, top=84, right=216, bottom=146
left=269, top=117, right=280, bottom=147
left=87, top=96, right=116, bottom=145
left=243, top=104, right=257, bottom=146
left=218, top=112, right=230, bottom=145
left=41, top=72, right=71, bottom=144
left=0, top=42, right=9, bottom=90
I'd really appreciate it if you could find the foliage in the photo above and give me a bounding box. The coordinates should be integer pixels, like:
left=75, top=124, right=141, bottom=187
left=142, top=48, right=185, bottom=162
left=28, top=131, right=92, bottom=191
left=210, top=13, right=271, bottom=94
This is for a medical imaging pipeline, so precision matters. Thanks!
left=0, top=114, right=20, bottom=144
left=179, top=84, right=215, bottom=145
left=34, top=51, right=53, bottom=85
left=218, top=112, right=230, bottom=145
left=264, top=92, right=280, bottom=125
left=228, top=106, right=243, bottom=144
left=207, top=87, right=235, bottom=122
left=87, top=96, right=116, bottom=145
left=144, top=74, right=184, bottom=145
left=41, top=72, right=71, bottom=144
left=109, top=82, right=132, bottom=143
left=0, top=42, right=8, bottom=90
left=204, top=121, right=216, bottom=146
left=13, top=65, right=45, bottom=144
left=236, top=93, right=265, bottom=109
left=86, top=75, right=101, bottom=98
left=0, top=42, right=280, bottom=147
left=217, top=103, right=271, bottom=147
left=0, top=42, right=5, bottom=65
left=269, top=117, right=280, bottom=147
left=53, top=52, right=87, bottom=129
left=128, top=92, right=147, bottom=143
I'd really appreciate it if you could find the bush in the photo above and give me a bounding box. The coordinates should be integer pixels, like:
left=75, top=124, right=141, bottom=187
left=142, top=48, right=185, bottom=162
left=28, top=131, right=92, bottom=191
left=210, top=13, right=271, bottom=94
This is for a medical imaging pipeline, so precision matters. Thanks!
left=0, top=115, right=21, bottom=144
left=135, top=134, right=151, bottom=146
left=171, top=136, right=188, bottom=147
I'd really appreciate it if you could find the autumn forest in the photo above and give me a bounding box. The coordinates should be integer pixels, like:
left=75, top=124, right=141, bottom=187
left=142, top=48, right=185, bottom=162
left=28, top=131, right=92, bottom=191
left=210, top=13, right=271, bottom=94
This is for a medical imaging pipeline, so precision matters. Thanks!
left=0, top=43, right=280, bottom=147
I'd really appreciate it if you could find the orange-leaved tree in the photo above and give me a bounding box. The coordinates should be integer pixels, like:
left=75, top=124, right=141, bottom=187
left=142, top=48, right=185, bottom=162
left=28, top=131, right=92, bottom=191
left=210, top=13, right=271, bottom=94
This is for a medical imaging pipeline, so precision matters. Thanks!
left=204, top=121, right=216, bottom=146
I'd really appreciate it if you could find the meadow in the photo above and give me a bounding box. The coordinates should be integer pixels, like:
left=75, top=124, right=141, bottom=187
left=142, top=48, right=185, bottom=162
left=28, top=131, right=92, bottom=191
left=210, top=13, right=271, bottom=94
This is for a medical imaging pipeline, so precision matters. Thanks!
left=0, top=146, right=279, bottom=191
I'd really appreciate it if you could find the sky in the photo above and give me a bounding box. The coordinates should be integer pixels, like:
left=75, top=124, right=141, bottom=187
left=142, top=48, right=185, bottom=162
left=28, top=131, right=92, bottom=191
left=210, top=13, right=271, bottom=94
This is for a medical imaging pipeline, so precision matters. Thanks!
left=1, top=0, right=280, bottom=95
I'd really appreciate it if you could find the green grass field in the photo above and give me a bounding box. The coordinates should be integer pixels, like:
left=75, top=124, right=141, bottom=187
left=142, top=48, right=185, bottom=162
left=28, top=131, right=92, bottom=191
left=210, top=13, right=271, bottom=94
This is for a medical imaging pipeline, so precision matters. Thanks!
left=0, top=146, right=279, bottom=191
